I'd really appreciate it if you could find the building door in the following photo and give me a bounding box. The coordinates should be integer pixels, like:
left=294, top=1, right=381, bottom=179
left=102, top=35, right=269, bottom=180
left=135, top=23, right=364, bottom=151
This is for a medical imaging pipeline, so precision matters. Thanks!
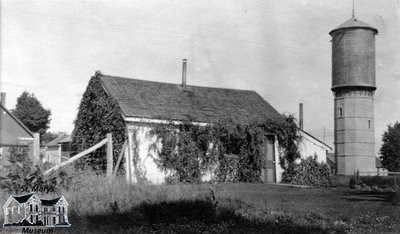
left=262, top=135, right=276, bottom=183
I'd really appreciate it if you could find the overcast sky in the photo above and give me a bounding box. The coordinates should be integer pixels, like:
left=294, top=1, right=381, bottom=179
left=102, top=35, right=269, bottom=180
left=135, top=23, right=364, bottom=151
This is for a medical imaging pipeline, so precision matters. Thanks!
left=0, top=0, right=399, bottom=154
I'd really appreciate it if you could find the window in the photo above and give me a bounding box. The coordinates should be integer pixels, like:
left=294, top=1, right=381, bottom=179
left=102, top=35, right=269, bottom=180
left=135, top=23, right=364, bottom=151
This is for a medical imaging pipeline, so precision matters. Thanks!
left=59, top=206, right=61, bottom=213
left=63, top=207, right=65, bottom=213
left=339, top=108, right=343, bottom=117
left=53, top=217, right=56, bottom=225
left=36, top=205, right=38, bottom=212
left=0, top=147, right=3, bottom=158
left=31, top=215, right=33, bottom=223
left=368, top=120, right=371, bottom=129
left=30, top=204, right=32, bottom=212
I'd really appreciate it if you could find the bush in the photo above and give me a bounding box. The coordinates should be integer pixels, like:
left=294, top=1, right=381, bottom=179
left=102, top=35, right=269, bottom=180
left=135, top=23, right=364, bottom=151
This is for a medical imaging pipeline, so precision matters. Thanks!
left=0, top=146, right=74, bottom=193
left=72, top=73, right=126, bottom=172
left=281, top=155, right=332, bottom=187
left=354, top=176, right=398, bottom=192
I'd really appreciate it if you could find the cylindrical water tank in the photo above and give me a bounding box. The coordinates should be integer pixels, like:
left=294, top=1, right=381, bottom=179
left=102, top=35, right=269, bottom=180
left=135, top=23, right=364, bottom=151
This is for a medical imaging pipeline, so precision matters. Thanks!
left=330, top=18, right=378, bottom=91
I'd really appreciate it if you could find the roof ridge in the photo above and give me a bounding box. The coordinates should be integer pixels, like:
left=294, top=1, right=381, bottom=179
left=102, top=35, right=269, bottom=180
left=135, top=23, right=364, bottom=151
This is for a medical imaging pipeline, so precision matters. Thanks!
left=99, top=74, right=256, bottom=92
left=97, top=72, right=283, bottom=123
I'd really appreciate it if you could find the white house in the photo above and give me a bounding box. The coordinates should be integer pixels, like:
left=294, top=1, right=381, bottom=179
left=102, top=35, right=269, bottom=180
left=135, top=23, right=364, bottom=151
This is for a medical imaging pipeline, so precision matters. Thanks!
left=77, top=69, right=332, bottom=184
left=3, top=192, right=70, bottom=227
left=44, top=134, right=71, bottom=165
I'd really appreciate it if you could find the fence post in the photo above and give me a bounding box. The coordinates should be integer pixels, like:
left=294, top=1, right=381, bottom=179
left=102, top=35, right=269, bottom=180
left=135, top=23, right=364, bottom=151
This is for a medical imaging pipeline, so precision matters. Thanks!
left=33, top=133, right=40, bottom=164
left=106, top=133, right=113, bottom=178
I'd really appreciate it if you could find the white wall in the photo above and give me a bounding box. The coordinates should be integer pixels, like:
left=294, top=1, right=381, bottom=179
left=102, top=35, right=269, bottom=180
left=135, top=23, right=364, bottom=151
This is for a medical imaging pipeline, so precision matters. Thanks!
left=274, top=130, right=332, bottom=183
left=126, top=123, right=167, bottom=184
left=125, top=120, right=311, bottom=184
left=298, top=130, right=331, bottom=163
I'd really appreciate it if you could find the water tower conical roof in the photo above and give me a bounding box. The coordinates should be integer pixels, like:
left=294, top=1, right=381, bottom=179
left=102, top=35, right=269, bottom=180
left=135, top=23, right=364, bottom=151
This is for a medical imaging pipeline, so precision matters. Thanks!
left=329, top=17, right=378, bottom=35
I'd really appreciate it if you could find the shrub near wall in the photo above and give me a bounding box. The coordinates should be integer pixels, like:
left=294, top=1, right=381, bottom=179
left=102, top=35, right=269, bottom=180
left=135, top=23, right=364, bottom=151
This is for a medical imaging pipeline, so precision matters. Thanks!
left=281, top=156, right=332, bottom=187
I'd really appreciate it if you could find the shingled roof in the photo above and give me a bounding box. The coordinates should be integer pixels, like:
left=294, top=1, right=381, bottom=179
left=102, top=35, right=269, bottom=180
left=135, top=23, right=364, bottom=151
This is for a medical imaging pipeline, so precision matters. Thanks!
left=98, top=74, right=282, bottom=123
left=12, top=193, right=34, bottom=203
left=41, top=197, right=62, bottom=206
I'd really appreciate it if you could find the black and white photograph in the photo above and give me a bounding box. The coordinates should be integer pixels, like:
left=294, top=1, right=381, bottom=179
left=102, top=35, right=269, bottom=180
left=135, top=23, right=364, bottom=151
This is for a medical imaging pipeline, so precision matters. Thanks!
left=0, top=0, right=399, bottom=233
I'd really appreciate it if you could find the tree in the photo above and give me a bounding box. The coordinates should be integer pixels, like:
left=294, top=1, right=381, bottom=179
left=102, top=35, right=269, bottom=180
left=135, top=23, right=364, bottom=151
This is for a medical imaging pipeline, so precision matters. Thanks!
left=12, top=91, right=51, bottom=137
left=380, top=121, right=400, bottom=172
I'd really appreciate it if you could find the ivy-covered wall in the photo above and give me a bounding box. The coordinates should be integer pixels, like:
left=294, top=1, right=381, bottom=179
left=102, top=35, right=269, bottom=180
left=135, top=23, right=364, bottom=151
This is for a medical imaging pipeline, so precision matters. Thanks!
left=71, top=73, right=126, bottom=172
left=124, top=116, right=300, bottom=184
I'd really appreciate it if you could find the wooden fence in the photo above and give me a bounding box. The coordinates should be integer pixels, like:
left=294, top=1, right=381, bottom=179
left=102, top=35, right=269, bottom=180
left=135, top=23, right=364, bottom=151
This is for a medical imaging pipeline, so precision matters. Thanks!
left=44, top=133, right=126, bottom=179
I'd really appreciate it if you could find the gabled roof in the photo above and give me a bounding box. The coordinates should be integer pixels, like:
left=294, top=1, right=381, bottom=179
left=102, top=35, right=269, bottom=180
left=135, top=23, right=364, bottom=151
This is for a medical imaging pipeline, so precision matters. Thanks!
left=40, top=197, right=61, bottom=206
left=0, top=103, right=34, bottom=138
left=300, top=129, right=332, bottom=151
left=12, top=193, right=35, bottom=203
left=98, top=74, right=282, bottom=124
left=58, top=136, right=71, bottom=143
left=45, top=134, right=70, bottom=147
left=329, top=17, right=378, bottom=35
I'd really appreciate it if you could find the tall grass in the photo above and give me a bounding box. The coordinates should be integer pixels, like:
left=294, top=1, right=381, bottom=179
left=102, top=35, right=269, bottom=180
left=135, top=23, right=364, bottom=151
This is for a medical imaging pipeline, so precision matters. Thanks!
left=1, top=169, right=399, bottom=233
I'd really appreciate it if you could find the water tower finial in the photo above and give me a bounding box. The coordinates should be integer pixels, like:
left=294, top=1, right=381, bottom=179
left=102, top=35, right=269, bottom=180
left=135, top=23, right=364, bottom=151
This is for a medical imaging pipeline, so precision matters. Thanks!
left=352, top=0, right=355, bottom=18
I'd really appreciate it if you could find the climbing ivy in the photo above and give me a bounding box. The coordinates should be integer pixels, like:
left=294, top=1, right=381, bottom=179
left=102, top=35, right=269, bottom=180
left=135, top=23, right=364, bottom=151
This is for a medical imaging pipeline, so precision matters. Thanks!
left=150, top=116, right=300, bottom=183
left=71, top=72, right=126, bottom=172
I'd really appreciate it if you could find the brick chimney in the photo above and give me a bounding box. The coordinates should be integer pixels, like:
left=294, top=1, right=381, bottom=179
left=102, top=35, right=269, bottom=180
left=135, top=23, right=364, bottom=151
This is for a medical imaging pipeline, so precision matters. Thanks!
left=0, top=92, right=5, bottom=106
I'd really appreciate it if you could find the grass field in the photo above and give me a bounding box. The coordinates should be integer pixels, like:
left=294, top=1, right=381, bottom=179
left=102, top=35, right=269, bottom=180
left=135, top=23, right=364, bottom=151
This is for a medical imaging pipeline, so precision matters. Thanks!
left=0, top=174, right=399, bottom=233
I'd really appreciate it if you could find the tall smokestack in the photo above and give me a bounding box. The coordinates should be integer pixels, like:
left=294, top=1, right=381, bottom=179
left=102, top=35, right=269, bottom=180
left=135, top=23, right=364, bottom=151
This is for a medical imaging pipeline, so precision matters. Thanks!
left=0, top=92, right=5, bottom=106
left=182, top=59, right=187, bottom=88
left=299, top=103, right=303, bottom=130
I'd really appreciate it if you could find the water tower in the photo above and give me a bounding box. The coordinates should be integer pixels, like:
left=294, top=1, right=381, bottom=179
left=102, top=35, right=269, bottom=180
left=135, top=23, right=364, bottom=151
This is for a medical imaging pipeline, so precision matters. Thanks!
left=330, top=15, right=378, bottom=175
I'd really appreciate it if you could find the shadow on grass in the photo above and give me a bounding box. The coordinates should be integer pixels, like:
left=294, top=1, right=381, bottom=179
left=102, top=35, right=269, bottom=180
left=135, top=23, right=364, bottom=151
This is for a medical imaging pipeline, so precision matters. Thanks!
left=65, top=199, right=329, bottom=234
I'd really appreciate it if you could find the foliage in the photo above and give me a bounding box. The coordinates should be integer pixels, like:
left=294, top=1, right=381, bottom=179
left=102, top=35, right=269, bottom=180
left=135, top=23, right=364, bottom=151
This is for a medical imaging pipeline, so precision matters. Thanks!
left=380, top=121, right=400, bottom=172
left=281, top=155, right=332, bottom=187
left=150, top=116, right=300, bottom=183
left=353, top=176, right=399, bottom=192
left=11, top=91, right=51, bottom=137
left=71, top=72, right=126, bottom=172
left=0, top=147, right=72, bottom=193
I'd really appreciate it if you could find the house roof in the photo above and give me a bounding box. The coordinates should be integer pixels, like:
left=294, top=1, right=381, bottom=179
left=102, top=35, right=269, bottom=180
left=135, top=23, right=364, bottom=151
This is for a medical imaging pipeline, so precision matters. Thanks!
left=376, top=157, right=384, bottom=168
left=326, top=153, right=335, bottom=167
left=45, top=134, right=70, bottom=147
left=300, top=129, right=332, bottom=151
left=58, top=136, right=71, bottom=143
left=98, top=74, right=282, bottom=123
left=40, top=197, right=61, bottom=206
left=12, top=193, right=34, bottom=203
left=329, top=17, right=378, bottom=35
left=0, top=103, right=34, bottom=138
